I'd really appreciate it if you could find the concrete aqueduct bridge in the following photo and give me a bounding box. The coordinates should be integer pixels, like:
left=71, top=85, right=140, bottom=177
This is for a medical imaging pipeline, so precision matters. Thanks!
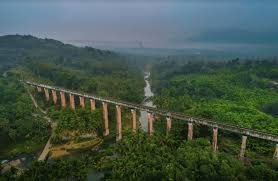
left=26, top=81, right=278, bottom=160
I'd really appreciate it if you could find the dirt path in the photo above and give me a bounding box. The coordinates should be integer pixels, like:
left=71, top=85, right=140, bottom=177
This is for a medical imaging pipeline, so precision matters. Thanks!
left=25, top=84, right=55, bottom=161
left=37, top=138, right=52, bottom=161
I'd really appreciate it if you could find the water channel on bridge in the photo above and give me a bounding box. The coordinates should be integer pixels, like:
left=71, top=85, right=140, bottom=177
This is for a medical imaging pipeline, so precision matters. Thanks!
left=139, top=72, right=155, bottom=131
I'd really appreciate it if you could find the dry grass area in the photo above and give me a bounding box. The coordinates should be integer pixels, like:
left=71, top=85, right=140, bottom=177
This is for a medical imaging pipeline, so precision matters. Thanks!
left=59, top=130, right=97, bottom=138
left=50, top=138, right=102, bottom=159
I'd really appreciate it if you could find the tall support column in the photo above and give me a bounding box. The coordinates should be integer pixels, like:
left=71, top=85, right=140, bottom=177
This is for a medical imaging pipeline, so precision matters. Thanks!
left=274, top=144, right=278, bottom=160
left=131, top=109, right=136, bottom=133
left=44, top=88, right=49, bottom=101
left=116, top=105, right=122, bottom=141
left=60, top=91, right=66, bottom=107
left=239, top=136, right=247, bottom=160
left=212, top=127, right=218, bottom=152
left=90, top=99, right=96, bottom=111
left=51, top=90, right=57, bottom=104
left=166, top=116, right=171, bottom=135
left=79, top=96, right=85, bottom=108
left=69, top=94, right=75, bottom=110
left=37, top=86, right=42, bottom=92
left=102, top=102, right=109, bottom=136
left=147, top=112, right=153, bottom=136
left=187, top=122, right=193, bottom=140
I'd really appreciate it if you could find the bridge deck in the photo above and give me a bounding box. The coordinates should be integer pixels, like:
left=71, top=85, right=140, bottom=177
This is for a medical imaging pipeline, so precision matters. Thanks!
left=25, top=81, right=278, bottom=143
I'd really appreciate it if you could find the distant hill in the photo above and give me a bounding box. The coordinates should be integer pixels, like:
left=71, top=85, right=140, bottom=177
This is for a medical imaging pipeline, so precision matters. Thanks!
left=0, top=35, right=124, bottom=72
left=0, top=35, right=144, bottom=102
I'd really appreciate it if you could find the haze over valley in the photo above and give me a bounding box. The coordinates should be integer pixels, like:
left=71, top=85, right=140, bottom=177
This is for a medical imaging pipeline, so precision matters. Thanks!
left=1, top=0, right=278, bottom=56
left=0, top=1, right=278, bottom=180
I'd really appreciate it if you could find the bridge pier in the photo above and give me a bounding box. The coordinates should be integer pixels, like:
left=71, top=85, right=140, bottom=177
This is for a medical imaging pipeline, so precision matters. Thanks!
left=116, top=105, right=122, bottom=141
left=274, top=144, right=278, bottom=160
left=37, top=86, right=42, bottom=92
left=90, top=99, right=96, bottom=111
left=131, top=109, right=136, bottom=132
left=69, top=94, right=75, bottom=110
left=25, top=82, right=278, bottom=158
left=79, top=96, right=85, bottom=108
left=188, top=122, right=193, bottom=140
left=60, top=91, right=66, bottom=107
left=44, top=88, right=50, bottom=101
left=239, top=136, right=247, bottom=160
left=102, top=102, right=109, bottom=136
left=51, top=90, right=57, bottom=104
left=166, top=116, right=171, bottom=135
left=212, top=127, right=218, bottom=152
left=148, top=112, right=153, bottom=136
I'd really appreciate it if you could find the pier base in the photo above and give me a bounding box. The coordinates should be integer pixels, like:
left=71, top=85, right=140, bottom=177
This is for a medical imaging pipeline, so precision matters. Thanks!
left=51, top=90, right=57, bottom=104
left=60, top=91, right=66, bottom=107
left=70, top=94, right=75, bottom=110
left=166, top=117, right=171, bottom=135
left=187, top=122, right=193, bottom=140
left=90, top=99, right=96, bottom=111
left=116, top=105, right=122, bottom=141
left=212, top=128, right=218, bottom=152
left=148, top=112, right=153, bottom=136
left=102, top=102, right=109, bottom=136
left=131, top=109, right=136, bottom=132
left=239, top=136, right=247, bottom=160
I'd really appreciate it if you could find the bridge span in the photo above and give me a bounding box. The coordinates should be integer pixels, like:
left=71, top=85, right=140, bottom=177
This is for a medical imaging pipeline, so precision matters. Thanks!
left=25, top=81, right=278, bottom=160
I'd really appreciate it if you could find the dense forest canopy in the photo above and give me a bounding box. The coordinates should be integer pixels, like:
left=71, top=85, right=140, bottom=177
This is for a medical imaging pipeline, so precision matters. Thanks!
left=0, top=35, right=144, bottom=103
left=151, top=59, right=278, bottom=134
left=0, top=35, right=277, bottom=180
left=0, top=77, right=49, bottom=159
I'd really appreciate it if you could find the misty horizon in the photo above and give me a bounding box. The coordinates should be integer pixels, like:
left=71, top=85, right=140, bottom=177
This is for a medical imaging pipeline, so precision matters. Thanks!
left=1, top=0, right=278, bottom=55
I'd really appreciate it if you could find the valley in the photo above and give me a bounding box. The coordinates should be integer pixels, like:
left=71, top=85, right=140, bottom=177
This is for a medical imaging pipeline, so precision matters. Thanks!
left=0, top=35, right=277, bottom=180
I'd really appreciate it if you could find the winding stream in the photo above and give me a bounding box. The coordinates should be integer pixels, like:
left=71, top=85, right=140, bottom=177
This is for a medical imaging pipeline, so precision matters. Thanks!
left=139, top=72, right=155, bottom=131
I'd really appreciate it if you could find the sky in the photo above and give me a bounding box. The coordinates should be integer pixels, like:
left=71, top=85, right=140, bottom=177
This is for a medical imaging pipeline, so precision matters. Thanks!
left=0, top=0, right=278, bottom=52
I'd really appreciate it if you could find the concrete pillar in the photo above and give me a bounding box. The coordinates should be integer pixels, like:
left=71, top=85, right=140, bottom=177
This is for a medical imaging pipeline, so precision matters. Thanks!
left=212, top=127, right=218, bottom=152
left=166, top=117, right=171, bottom=135
left=102, top=102, right=109, bottom=136
left=147, top=112, right=153, bottom=136
left=69, top=94, right=75, bottom=110
left=37, top=86, right=42, bottom=92
left=90, top=99, right=96, bottom=111
left=131, top=109, right=136, bottom=133
left=60, top=91, right=66, bottom=107
left=239, top=136, right=247, bottom=160
left=187, top=122, right=193, bottom=140
left=274, top=144, right=278, bottom=160
left=116, top=105, right=122, bottom=141
left=51, top=90, right=57, bottom=104
left=79, top=96, right=85, bottom=108
left=44, top=88, right=49, bottom=101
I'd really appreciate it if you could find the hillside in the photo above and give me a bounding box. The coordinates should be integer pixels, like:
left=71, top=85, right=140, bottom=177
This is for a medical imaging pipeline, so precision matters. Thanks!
left=0, top=35, right=278, bottom=180
left=151, top=59, right=278, bottom=134
left=0, top=35, right=145, bottom=176
left=0, top=35, right=144, bottom=102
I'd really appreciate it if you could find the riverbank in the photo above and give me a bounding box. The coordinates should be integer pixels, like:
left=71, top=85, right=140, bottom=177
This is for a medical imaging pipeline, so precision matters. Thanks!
left=139, top=71, right=155, bottom=131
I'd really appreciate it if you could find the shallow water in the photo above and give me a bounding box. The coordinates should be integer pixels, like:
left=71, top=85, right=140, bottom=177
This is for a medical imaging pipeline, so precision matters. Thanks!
left=139, top=72, right=155, bottom=131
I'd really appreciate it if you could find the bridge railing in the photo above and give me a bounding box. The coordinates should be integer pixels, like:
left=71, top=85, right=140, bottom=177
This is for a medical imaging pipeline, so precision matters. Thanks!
left=25, top=80, right=278, bottom=143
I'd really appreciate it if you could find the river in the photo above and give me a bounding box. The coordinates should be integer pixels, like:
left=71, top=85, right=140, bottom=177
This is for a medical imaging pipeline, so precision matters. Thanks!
left=139, top=72, right=155, bottom=131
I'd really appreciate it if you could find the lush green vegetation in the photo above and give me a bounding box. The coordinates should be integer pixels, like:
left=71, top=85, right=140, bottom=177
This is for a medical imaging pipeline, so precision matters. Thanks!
left=1, top=35, right=144, bottom=103
left=1, top=35, right=278, bottom=180
left=48, top=108, right=102, bottom=143
left=152, top=59, right=278, bottom=134
left=5, top=133, right=277, bottom=180
left=99, top=133, right=278, bottom=180
left=0, top=35, right=144, bottom=166
left=0, top=77, right=49, bottom=159
left=0, top=34, right=144, bottom=155
left=1, top=159, right=88, bottom=180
